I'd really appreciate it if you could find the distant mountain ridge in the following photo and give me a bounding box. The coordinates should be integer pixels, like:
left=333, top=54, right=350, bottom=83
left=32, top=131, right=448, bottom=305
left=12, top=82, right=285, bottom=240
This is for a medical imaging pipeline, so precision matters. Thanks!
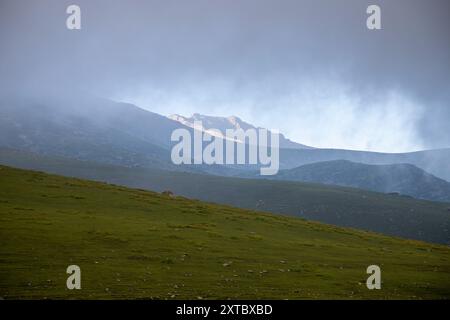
left=273, top=160, right=450, bottom=203
left=1, top=95, right=449, bottom=181
left=168, top=113, right=313, bottom=149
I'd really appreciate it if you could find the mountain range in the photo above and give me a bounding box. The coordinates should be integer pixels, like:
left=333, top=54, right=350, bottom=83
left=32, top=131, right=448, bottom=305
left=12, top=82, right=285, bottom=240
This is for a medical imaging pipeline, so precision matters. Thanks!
left=1, top=95, right=450, bottom=244
left=1, top=95, right=449, bottom=179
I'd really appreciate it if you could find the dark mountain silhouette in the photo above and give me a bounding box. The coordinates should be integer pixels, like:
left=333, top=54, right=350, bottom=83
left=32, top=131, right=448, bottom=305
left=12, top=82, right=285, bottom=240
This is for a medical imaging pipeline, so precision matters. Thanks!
left=273, top=160, right=450, bottom=202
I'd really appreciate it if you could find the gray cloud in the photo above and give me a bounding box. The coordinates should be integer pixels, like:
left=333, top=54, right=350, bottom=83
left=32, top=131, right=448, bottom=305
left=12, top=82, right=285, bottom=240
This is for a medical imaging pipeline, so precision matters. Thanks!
left=0, top=0, right=449, bottom=152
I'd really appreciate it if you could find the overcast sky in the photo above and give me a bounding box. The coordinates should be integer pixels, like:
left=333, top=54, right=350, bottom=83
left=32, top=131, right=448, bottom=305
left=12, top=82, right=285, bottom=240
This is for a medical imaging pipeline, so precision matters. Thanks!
left=1, top=0, right=449, bottom=152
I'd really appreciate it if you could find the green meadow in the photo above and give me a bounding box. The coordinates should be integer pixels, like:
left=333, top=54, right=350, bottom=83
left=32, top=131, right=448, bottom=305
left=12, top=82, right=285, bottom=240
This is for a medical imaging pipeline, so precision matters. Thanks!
left=0, top=165, right=449, bottom=299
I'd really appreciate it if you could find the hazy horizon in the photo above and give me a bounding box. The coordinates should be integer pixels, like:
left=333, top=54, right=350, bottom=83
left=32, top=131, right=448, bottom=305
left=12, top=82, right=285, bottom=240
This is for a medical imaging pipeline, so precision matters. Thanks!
left=1, top=0, right=449, bottom=153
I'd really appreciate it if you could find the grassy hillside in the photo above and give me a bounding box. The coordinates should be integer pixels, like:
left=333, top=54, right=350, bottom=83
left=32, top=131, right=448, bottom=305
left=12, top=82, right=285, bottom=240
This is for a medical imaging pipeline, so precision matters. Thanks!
left=1, top=148, right=449, bottom=244
left=0, top=165, right=449, bottom=299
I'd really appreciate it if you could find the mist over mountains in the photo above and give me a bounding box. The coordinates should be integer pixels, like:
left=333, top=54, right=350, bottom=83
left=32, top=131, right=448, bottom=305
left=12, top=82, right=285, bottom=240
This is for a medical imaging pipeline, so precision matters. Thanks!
left=1, top=95, right=449, bottom=179
left=1, top=0, right=449, bottom=300
left=2, top=1, right=449, bottom=153
left=1, top=95, right=450, bottom=243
